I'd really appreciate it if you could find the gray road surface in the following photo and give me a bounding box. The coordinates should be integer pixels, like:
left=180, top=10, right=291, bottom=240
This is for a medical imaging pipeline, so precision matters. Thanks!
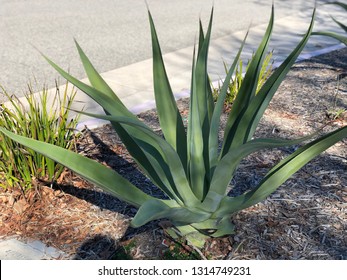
left=0, top=0, right=329, bottom=101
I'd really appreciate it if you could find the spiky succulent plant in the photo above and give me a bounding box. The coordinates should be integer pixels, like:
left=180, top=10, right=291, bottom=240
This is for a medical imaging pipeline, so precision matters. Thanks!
left=1, top=6, right=346, bottom=247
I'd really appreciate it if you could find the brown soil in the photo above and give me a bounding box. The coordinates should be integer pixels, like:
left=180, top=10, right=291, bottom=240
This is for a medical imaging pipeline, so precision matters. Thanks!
left=0, top=48, right=346, bottom=260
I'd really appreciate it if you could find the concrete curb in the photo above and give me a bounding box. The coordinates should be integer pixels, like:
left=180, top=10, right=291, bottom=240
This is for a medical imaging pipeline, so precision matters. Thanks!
left=0, top=238, right=67, bottom=260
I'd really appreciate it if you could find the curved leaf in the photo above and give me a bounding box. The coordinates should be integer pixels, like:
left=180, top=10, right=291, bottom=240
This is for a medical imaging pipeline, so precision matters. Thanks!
left=131, top=199, right=211, bottom=228
left=311, top=31, right=347, bottom=46
left=328, top=1, right=347, bottom=10
left=214, top=125, right=347, bottom=217
left=71, top=110, right=201, bottom=207
left=74, top=40, right=126, bottom=106
left=203, top=133, right=320, bottom=212
left=242, top=9, right=316, bottom=141
left=208, top=30, right=249, bottom=172
left=0, top=127, right=152, bottom=208
left=221, top=5, right=274, bottom=155
left=43, top=56, right=179, bottom=201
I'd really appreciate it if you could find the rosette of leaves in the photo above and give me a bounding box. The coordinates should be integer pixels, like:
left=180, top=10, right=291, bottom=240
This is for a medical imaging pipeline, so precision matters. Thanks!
left=1, top=6, right=346, bottom=248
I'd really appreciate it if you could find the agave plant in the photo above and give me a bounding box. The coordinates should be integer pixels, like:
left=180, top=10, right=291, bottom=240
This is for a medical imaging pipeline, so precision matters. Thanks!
left=312, top=1, right=347, bottom=45
left=1, top=6, right=346, bottom=248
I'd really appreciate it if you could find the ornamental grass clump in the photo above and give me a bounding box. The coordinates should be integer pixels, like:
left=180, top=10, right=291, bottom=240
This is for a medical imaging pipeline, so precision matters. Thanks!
left=1, top=6, right=346, bottom=247
left=212, top=51, right=273, bottom=107
left=0, top=83, right=79, bottom=191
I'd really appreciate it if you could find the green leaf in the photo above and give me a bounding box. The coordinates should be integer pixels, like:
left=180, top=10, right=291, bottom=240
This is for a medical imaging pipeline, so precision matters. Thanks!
left=0, top=127, right=152, bottom=208
left=131, top=199, right=211, bottom=228
left=70, top=110, right=201, bottom=207
left=187, top=9, right=214, bottom=200
left=148, top=10, right=187, bottom=167
left=311, top=31, right=347, bottom=46
left=203, top=133, right=320, bottom=212
left=242, top=9, right=316, bottom=142
left=170, top=225, right=209, bottom=248
left=311, top=2, right=347, bottom=45
left=43, top=55, right=135, bottom=119
left=43, top=55, right=178, bottom=201
left=221, top=5, right=274, bottom=155
left=221, top=8, right=315, bottom=159
left=331, top=17, right=347, bottom=33
left=208, top=30, right=249, bottom=172
left=74, top=40, right=126, bottom=106
left=214, top=125, right=347, bottom=217
left=328, top=1, right=347, bottom=11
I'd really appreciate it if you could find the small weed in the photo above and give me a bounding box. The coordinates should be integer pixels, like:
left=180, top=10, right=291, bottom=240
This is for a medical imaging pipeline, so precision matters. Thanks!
left=111, top=240, right=137, bottom=260
left=326, top=75, right=347, bottom=121
left=326, top=108, right=346, bottom=120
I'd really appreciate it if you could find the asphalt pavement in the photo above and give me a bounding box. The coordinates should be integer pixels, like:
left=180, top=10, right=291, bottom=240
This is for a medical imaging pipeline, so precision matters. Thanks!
left=0, top=0, right=340, bottom=101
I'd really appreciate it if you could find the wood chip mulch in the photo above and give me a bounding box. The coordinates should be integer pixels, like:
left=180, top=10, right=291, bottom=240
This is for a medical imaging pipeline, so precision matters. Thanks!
left=0, top=47, right=346, bottom=260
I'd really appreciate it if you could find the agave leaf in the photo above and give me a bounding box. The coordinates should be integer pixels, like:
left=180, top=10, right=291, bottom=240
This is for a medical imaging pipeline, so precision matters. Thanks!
left=148, top=11, right=187, bottom=167
left=311, top=31, right=347, bottom=45
left=221, top=5, right=274, bottom=156
left=214, top=125, right=347, bottom=217
left=187, top=9, right=214, bottom=200
left=44, top=56, right=178, bottom=195
left=74, top=40, right=126, bottom=106
left=203, top=133, right=320, bottom=212
left=0, top=127, right=152, bottom=208
left=188, top=77, right=206, bottom=200
left=70, top=110, right=201, bottom=207
left=208, top=30, right=249, bottom=172
left=328, top=1, right=347, bottom=10
left=331, top=16, right=347, bottom=33
left=224, top=8, right=315, bottom=155
left=188, top=44, right=206, bottom=200
left=311, top=2, right=347, bottom=46
left=210, top=216, right=235, bottom=237
left=170, top=225, right=209, bottom=248
left=190, top=216, right=235, bottom=236
left=198, top=19, right=205, bottom=55
left=242, top=9, right=316, bottom=142
left=198, top=18, right=215, bottom=122
left=195, top=8, right=214, bottom=126
left=131, top=199, right=211, bottom=228
left=186, top=44, right=197, bottom=172
left=43, top=55, right=135, bottom=119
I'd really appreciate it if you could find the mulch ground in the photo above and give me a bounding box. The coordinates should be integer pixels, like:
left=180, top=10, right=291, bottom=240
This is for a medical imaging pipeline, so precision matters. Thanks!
left=0, top=47, right=346, bottom=260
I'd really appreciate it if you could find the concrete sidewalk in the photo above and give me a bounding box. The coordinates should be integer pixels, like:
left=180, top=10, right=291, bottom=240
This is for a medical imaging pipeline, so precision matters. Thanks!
left=0, top=238, right=67, bottom=260
left=0, top=4, right=346, bottom=260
